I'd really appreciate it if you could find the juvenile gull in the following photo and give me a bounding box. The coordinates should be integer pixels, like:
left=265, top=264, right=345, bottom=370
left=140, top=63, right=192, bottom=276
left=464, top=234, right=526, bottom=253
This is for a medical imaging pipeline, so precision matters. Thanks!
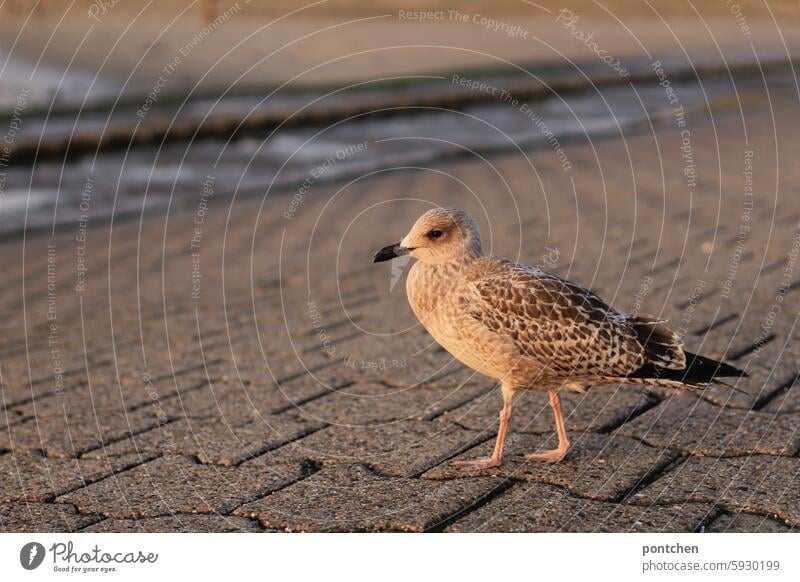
left=373, top=208, right=746, bottom=468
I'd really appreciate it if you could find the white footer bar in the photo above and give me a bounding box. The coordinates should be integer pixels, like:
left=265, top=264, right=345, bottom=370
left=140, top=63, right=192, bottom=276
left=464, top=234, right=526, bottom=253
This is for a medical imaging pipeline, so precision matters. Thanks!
left=2, top=533, right=796, bottom=581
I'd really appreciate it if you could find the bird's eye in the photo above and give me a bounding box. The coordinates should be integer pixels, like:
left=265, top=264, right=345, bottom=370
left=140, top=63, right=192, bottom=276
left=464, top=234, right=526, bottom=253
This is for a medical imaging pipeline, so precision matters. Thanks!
left=428, top=229, right=443, bottom=239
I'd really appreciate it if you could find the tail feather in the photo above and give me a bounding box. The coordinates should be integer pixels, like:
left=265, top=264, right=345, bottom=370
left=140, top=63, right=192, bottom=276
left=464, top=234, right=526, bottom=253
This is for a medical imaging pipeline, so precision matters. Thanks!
left=628, top=350, right=748, bottom=387
left=711, top=378, right=750, bottom=395
left=629, top=315, right=685, bottom=370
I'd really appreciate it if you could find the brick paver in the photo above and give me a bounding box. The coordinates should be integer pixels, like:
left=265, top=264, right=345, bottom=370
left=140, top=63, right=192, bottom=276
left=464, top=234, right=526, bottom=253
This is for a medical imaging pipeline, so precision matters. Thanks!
left=87, top=416, right=324, bottom=465
left=706, top=511, right=795, bottom=533
left=631, top=456, right=800, bottom=527
left=251, top=420, right=486, bottom=477
left=57, top=456, right=307, bottom=518
left=616, top=396, right=800, bottom=456
left=445, top=483, right=714, bottom=532
left=82, top=514, right=262, bottom=533
left=424, top=432, right=678, bottom=501
left=233, top=465, right=504, bottom=532
left=0, top=453, right=154, bottom=503
left=0, top=502, right=101, bottom=532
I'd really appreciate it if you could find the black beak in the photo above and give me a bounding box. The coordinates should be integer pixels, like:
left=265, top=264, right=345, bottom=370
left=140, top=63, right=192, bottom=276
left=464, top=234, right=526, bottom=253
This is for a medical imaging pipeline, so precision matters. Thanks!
left=373, top=243, right=410, bottom=263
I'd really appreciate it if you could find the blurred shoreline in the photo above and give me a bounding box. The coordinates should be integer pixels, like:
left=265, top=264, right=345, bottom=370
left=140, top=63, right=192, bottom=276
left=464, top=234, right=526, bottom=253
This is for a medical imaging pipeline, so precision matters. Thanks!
left=0, top=54, right=795, bottom=241
left=2, top=54, right=795, bottom=161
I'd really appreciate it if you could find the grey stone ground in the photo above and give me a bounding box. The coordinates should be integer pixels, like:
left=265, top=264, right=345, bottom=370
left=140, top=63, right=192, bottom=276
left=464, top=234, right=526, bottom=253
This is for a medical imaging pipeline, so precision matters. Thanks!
left=1, top=86, right=799, bottom=532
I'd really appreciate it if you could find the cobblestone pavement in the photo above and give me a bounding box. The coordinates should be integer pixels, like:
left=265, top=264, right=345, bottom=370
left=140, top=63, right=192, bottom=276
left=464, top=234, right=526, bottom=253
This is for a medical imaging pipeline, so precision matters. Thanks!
left=1, top=85, right=799, bottom=532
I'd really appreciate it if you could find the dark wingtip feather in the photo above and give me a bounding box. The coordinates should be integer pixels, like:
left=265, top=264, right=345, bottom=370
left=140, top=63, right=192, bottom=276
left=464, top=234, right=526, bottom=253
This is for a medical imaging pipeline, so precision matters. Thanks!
left=628, top=350, right=747, bottom=385
left=687, top=352, right=747, bottom=378
left=629, top=315, right=685, bottom=370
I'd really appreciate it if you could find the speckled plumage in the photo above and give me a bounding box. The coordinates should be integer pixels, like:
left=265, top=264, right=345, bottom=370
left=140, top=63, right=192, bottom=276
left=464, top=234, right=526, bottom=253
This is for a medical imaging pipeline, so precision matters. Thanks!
left=408, top=255, right=686, bottom=391
left=375, top=208, right=745, bottom=467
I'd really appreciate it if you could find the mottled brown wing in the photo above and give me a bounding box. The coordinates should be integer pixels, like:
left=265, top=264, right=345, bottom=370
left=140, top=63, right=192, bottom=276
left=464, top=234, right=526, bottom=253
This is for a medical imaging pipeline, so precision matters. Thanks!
left=465, top=261, right=648, bottom=377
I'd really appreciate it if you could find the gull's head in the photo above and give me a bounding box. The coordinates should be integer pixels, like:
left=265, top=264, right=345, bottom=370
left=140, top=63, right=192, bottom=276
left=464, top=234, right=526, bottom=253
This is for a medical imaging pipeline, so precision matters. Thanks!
left=373, top=208, right=482, bottom=265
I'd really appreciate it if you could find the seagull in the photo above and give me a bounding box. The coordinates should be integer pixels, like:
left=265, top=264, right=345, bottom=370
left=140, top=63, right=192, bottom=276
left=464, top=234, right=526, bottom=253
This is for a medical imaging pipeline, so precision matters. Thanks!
left=373, top=208, right=746, bottom=469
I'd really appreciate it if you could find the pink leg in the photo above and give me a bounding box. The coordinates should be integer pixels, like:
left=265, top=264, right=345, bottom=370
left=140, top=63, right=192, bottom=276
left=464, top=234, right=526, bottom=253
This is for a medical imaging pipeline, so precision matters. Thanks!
left=451, top=387, right=513, bottom=470
left=525, top=388, right=571, bottom=463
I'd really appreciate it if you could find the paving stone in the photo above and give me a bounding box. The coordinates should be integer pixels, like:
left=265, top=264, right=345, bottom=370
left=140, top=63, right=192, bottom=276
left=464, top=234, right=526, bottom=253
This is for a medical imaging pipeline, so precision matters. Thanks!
left=706, top=511, right=794, bottom=533
left=0, top=353, right=112, bottom=409
left=82, top=514, right=262, bottom=533
left=0, top=408, right=165, bottom=457
left=446, top=483, right=713, bottom=532
left=0, top=452, right=150, bottom=502
left=229, top=344, right=356, bottom=389
left=240, top=437, right=323, bottom=467
left=616, top=396, right=800, bottom=456
left=0, top=502, right=101, bottom=532
left=157, top=374, right=338, bottom=420
left=699, top=359, right=795, bottom=410
left=632, top=456, right=800, bottom=527
left=246, top=420, right=486, bottom=477
left=109, top=351, right=217, bottom=390
left=292, top=382, right=491, bottom=425
left=233, top=465, right=504, bottom=532
left=85, top=416, right=324, bottom=465
left=10, top=387, right=131, bottom=419
left=440, top=385, right=653, bottom=434
left=346, top=349, right=487, bottom=390
left=761, top=372, right=800, bottom=414
left=8, top=369, right=219, bottom=419
left=57, top=455, right=306, bottom=518
left=298, top=307, right=489, bottom=389
left=1, top=408, right=25, bottom=431
left=424, top=432, right=678, bottom=501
